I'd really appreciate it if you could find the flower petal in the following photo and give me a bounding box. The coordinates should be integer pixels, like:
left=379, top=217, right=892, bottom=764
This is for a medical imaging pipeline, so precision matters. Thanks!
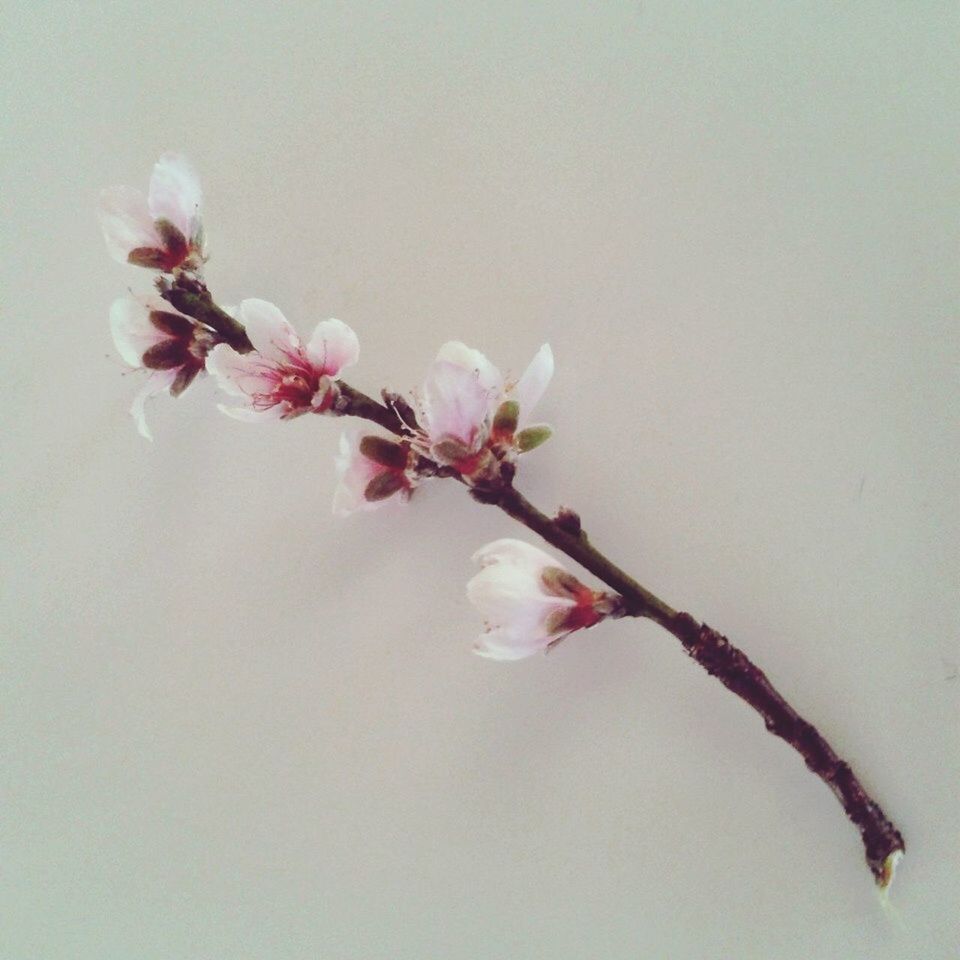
left=98, top=186, right=161, bottom=264
left=435, top=341, right=503, bottom=395
left=306, top=318, right=360, bottom=376
left=236, top=299, right=301, bottom=364
left=471, top=538, right=558, bottom=570
left=205, top=343, right=277, bottom=399
left=467, top=562, right=571, bottom=630
left=129, top=368, right=178, bottom=441
left=110, top=297, right=168, bottom=368
left=421, top=360, right=493, bottom=448
left=511, top=343, right=554, bottom=423
left=473, top=626, right=551, bottom=661
left=147, top=152, right=202, bottom=241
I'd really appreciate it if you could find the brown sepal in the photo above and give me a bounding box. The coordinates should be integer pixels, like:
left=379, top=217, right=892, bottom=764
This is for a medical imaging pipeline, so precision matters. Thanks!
left=142, top=340, right=190, bottom=370
left=128, top=247, right=169, bottom=269
left=360, top=435, right=408, bottom=469
left=364, top=471, right=406, bottom=502
left=155, top=218, right=189, bottom=261
left=169, top=364, right=201, bottom=398
left=541, top=566, right=585, bottom=600
left=149, top=309, right=194, bottom=337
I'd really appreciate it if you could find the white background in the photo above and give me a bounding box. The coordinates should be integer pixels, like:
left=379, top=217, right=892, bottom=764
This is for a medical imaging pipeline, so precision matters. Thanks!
left=2, top=2, right=958, bottom=957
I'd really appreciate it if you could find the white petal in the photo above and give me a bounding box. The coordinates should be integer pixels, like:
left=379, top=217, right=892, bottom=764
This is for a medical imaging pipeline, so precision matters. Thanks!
left=469, top=563, right=570, bottom=615
left=474, top=626, right=551, bottom=661
left=236, top=299, right=301, bottom=365
left=110, top=298, right=167, bottom=368
left=205, top=343, right=280, bottom=400
left=216, top=403, right=286, bottom=423
left=98, top=186, right=160, bottom=263
left=511, top=344, right=554, bottom=423
left=306, top=318, right=360, bottom=376
left=435, top=341, right=504, bottom=395
left=471, top=537, right=558, bottom=571
left=147, top=152, right=202, bottom=240
left=129, top=368, right=178, bottom=440
left=421, top=360, right=493, bottom=448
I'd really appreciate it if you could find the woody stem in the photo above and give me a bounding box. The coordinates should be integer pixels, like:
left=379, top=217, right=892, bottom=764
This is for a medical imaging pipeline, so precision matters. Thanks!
left=494, top=486, right=905, bottom=888
left=338, top=384, right=905, bottom=887
left=188, top=284, right=904, bottom=888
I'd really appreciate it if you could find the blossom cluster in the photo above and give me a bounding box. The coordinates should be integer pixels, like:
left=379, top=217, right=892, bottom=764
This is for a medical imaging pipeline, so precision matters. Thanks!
left=100, top=155, right=620, bottom=659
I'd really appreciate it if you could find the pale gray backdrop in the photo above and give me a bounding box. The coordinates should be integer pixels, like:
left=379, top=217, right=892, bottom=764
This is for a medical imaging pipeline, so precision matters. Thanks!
left=2, top=2, right=958, bottom=958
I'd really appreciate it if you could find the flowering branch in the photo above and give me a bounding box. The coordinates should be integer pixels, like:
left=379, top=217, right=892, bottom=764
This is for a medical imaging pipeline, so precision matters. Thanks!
left=99, top=154, right=905, bottom=890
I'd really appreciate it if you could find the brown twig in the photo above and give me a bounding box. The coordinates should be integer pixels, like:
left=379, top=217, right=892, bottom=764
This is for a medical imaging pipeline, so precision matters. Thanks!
left=335, top=382, right=905, bottom=886
left=186, top=285, right=905, bottom=888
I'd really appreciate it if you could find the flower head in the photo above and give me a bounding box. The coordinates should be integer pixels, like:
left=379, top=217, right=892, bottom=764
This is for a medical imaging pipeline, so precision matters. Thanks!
left=110, top=296, right=214, bottom=440
left=332, top=427, right=419, bottom=516
left=99, top=153, right=205, bottom=272
left=415, top=342, right=554, bottom=480
left=206, top=299, right=359, bottom=422
left=467, top=538, right=617, bottom=660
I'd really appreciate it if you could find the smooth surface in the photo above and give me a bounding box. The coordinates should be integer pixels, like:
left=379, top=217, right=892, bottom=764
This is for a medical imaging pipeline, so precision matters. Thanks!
left=2, top=3, right=958, bottom=957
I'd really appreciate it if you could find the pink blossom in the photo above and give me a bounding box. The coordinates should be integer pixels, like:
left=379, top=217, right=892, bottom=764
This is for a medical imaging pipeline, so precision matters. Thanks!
left=467, top=539, right=616, bottom=660
left=332, top=427, right=417, bottom=516
left=416, top=342, right=554, bottom=477
left=206, top=299, right=359, bottom=422
left=99, top=153, right=205, bottom=272
left=110, top=297, right=214, bottom=440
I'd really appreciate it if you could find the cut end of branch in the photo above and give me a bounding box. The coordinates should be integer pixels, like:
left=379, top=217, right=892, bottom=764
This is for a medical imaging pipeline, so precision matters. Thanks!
left=876, top=849, right=904, bottom=894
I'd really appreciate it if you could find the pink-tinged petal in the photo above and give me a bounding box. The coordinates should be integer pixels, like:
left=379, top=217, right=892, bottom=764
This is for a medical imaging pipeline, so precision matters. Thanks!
left=147, top=152, right=202, bottom=240
left=435, top=341, right=503, bottom=395
left=467, top=562, right=571, bottom=631
left=205, top=343, right=277, bottom=399
left=467, top=537, right=585, bottom=660
left=332, top=430, right=388, bottom=517
left=129, top=368, right=178, bottom=441
left=216, top=403, right=287, bottom=423
left=421, top=360, right=494, bottom=448
left=306, top=318, right=360, bottom=376
left=236, top=299, right=301, bottom=364
left=511, top=343, right=554, bottom=423
left=98, top=186, right=161, bottom=264
left=110, top=297, right=168, bottom=368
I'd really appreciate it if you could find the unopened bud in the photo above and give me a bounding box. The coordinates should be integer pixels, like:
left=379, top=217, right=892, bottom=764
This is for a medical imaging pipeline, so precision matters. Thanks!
left=360, top=435, right=408, bottom=469
left=364, top=470, right=406, bottom=502
left=516, top=425, right=552, bottom=452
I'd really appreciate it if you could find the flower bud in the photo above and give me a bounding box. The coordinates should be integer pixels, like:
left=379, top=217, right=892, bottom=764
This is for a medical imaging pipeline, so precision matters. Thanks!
left=515, top=425, right=552, bottom=452
left=467, top=539, right=618, bottom=660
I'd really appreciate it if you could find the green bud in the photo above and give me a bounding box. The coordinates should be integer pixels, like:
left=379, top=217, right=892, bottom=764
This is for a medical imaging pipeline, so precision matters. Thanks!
left=516, top=425, right=552, bottom=453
